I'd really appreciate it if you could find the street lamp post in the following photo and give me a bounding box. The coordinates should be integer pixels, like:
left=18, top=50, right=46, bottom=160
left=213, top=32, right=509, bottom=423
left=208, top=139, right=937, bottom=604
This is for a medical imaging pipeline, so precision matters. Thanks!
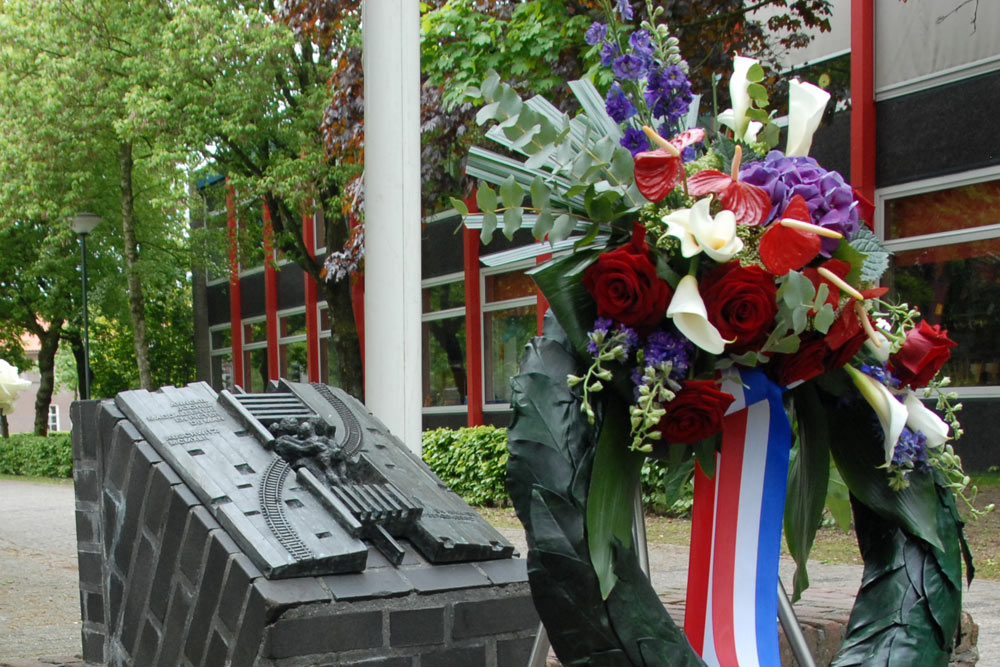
left=71, top=213, right=101, bottom=400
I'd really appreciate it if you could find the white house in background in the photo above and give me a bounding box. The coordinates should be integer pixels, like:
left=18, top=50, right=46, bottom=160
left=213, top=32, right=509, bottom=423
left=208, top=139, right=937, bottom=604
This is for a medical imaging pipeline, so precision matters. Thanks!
left=6, top=332, right=76, bottom=434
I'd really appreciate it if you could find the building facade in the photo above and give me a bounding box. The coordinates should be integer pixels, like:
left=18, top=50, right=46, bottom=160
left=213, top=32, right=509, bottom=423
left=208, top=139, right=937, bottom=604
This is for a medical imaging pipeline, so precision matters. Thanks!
left=196, top=0, right=999, bottom=469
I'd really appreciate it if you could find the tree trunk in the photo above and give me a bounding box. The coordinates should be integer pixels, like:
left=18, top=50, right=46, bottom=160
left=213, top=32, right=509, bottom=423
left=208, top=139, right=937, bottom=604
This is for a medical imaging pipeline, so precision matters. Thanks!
left=120, top=140, right=154, bottom=390
left=64, top=331, right=86, bottom=398
left=322, top=275, right=364, bottom=399
left=1, top=414, right=9, bottom=438
left=33, top=325, right=61, bottom=436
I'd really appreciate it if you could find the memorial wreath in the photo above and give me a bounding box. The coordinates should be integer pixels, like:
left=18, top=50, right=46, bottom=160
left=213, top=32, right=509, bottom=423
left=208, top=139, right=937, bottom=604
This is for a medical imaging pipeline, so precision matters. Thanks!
left=455, top=2, right=982, bottom=665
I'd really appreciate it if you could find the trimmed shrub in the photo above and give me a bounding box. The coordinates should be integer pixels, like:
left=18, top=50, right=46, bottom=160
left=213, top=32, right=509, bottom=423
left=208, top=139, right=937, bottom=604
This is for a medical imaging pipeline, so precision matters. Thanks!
left=0, top=432, right=73, bottom=478
left=422, top=426, right=510, bottom=506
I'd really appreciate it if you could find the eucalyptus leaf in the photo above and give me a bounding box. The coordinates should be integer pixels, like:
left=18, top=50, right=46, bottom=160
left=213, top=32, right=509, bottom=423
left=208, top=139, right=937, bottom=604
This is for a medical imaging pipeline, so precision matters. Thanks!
left=479, top=211, right=498, bottom=243
left=551, top=213, right=577, bottom=243
left=450, top=197, right=469, bottom=217
left=498, top=85, right=523, bottom=118
left=530, top=175, right=550, bottom=210
left=480, top=68, right=501, bottom=100
left=503, top=207, right=523, bottom=240
left=813, top=303, right=836, bottom=334
left=533, top=209, right=555, bottom=241
left=499, top=175, right=524, bottom=209
left=476, top=181, right=497, bottom=213
left=476, top=100, right=500, bottom=125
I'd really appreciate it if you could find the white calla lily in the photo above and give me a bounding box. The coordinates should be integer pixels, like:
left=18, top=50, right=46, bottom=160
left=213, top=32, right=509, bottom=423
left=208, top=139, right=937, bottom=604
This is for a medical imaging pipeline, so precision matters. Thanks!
left=903, top=391, right=950, bottom=449
left=864, top=330, right=891, bottom=363
left=667, top=275, right=728, bottom=354
left=845, top=365, right=908, bottom=465
left=0, top=359, right=31, bottom=416
left=662, top=197, right=744, bottom=263
left=785, top=79, right=831, bottom=157
left=719, top=55, right=758, bottom=143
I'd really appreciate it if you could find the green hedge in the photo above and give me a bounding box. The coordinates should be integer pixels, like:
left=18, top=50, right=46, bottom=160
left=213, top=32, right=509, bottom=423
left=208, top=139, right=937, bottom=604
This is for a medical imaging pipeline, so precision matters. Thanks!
left=422, top=426, right=510, bottom=506
left=421, top=426, right=695, bottom=515
left=0, top=432, right=73, bottom=478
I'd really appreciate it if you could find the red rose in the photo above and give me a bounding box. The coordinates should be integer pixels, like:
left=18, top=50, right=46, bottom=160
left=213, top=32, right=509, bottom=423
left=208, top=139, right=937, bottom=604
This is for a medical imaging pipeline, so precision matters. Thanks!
left=582, top=230, right=671, bottom=331
left=701, top=262, right=778, bottom=355
left=657, top=379, right=735, bottom=444
left=770, top=335, right=828, bottom=386
left=890, top=320, right=957, bottom=389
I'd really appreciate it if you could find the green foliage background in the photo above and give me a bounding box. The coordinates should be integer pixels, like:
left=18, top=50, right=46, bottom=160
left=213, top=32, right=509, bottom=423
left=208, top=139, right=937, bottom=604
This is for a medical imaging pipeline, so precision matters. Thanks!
left=0, top=433, right=73, bottom=478
left=421, top=426, right=510, bottom=506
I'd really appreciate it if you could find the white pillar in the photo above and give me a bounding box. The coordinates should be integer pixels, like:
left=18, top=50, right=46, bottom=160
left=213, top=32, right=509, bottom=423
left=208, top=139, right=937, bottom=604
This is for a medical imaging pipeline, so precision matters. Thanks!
left=362, top=0, right=422, bottom=452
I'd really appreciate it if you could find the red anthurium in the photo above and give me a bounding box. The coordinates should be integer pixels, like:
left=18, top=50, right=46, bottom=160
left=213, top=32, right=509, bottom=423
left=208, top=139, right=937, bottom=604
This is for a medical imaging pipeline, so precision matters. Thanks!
left=759, top=195, right=822, bottom=275
left=686, top=145, right=770, bottom=226
left=633, top=127, right=706, bottom=203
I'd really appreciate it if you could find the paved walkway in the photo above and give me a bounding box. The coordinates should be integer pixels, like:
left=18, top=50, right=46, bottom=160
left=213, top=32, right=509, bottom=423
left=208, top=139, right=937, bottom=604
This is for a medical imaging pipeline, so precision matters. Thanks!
left=1, top=478, right=996, bottom=665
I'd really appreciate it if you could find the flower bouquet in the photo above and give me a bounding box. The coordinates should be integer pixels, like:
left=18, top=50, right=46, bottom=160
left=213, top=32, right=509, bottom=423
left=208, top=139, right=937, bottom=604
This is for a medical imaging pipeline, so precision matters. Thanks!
left=455, top=3, right=980, bottom=665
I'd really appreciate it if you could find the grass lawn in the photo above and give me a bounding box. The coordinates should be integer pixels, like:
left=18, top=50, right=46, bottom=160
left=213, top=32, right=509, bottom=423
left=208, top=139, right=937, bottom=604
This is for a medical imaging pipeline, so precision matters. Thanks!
left=479, top=471, right=1000, bottom=580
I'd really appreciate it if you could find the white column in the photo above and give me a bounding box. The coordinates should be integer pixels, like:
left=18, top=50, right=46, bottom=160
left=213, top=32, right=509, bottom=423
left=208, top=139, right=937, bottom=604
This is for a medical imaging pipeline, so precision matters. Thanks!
left=362, top=0, right=422, bottom=452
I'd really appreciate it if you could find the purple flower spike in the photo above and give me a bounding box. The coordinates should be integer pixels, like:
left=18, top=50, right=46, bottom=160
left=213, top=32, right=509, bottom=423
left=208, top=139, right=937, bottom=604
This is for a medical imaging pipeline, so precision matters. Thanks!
left=612, top=53, right=647, bottom=81
left=605, top=82, right=637, bottom=123
left=600, top=41, right=619, bottom=67
left=617, top=0, right=634, bottom=21
left=585, top=22, right=607, bottom=46
left=620, top=127, right=649, bottom=156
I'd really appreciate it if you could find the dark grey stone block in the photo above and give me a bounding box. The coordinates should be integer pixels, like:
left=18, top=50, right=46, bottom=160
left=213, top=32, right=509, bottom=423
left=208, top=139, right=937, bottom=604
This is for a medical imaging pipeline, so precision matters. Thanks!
left=253, top=575, right=331, bottom=612
left=203, top=628, right=230, bottom=667
left=102, top=489, right=119, bottom=554
left=120, top=534, right=158, bottom=652
left=132, top=617, right=161, bottom=667
left=84, top=588, right=104, bottom=625
left=158, top=581, right=194, bottom=667
left=77, top=549, right=103, bottom=589
left=107, top=422, right=142, bottom=491
left=475, top=557, right=529, bottom=586
left=82, top=626, right=105, bottom=664
left=401, top=563, right=489, bottom=594
left=143, top=463, right=179, bottom=536
left=324, top=568, right=413, bottom=601
left=341, top=658, right=413, bottom=667
left=230, top=586, right=267, bottom=667
left=107, top=571, right=124, bottom=639
left=148, top=489, right=197, bottom=622
left=73, top=399, right=101, bottom=462
left=498, top=636, right=536, bottom=667
left=184, top=531, right=233, bottom=665
left=452, top=595, right=539, bottom=639
left=389, top=607, right=444, bottom=647
left=75, top=466, right=99, bottom=503
left=76, top=508, right=97, bottom=544
left=179, top=506, right=215, bottom=585
left=421, top=644, right=487, bottom=667
left=216, top=553, right=258, bottom=633
left=267, top=610, right=383, bottom=659
left=113, top=449, right=154, bottom=576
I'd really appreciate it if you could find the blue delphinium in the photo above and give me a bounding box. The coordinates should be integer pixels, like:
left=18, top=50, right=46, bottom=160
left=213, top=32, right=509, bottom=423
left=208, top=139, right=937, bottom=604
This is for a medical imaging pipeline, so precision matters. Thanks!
left=631, top=330, right=693, bottom=387
left=893, top=427, right=929, bottom=470
left=616, top=0, right=633, bottom=21
left=600, top=41, right=619, bottom=68
left=605, top=82, right=637, bottom=123
left=645, top=64, right=693, bottom=130
left=585, top=21, right=607, bottom=46
left=620, top=127, right=649, bottom=156
left=861, top=363, right=900, bottom=388
left=612, top=52, right=647, bottom=81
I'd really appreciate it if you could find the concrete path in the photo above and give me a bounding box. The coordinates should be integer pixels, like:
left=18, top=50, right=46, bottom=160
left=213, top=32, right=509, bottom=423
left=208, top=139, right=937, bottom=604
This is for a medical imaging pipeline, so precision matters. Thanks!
left=0, top=477, right=997, bottom=664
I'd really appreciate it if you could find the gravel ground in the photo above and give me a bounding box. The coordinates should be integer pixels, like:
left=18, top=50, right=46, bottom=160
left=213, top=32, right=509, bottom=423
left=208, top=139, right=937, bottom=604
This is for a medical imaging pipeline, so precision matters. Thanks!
left=0, top=479, right=82, bottom=660
left=1, top=477, right=997, bottom=665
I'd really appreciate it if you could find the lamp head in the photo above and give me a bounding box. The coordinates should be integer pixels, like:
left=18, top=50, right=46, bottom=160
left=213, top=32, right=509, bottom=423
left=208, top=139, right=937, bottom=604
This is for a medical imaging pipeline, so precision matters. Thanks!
left=71, top=212, right=101, bottom=236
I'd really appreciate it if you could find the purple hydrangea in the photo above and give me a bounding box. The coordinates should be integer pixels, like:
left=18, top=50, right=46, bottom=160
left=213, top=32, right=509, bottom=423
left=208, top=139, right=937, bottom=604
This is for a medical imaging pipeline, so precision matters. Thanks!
left=605, top=82, right=637, bottom=123
left=620, top=127, right=649, bottom=156
left=585, top=22, right=607, bottom=46
left=617, top=0, right=634, bottom=21
left=612, top=53, right=647, bottom=81
left=893, top=427, right=929, bottom=470
left=600, top=41, right=619, bottom=68
left=740, top=150, right=860, bottom=255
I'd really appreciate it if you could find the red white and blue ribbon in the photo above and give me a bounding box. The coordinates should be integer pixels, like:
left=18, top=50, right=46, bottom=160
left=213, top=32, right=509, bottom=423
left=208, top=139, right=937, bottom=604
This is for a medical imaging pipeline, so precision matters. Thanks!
left=684, top=368, right=791, bottom=667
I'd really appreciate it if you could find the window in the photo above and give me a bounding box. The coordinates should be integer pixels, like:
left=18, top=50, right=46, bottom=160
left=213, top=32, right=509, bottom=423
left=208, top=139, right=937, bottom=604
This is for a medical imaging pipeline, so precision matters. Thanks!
left=48, top=405, right=59, bottom=432
left=278, top=309, right=309, bottom=383
left=482, top=266, right=537, bottom=405
left=208, top=324, right=233, bottom=391
left=422, top=273, right=467, bottom=408
left=878, top=171, right=1000, bottom=393
left=242, top=316, right=269, bottom=392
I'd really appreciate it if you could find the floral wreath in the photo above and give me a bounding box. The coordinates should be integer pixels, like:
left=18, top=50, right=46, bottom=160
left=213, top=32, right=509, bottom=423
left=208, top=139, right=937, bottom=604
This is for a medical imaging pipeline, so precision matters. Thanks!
left=457, top=3, right=982, bottom=665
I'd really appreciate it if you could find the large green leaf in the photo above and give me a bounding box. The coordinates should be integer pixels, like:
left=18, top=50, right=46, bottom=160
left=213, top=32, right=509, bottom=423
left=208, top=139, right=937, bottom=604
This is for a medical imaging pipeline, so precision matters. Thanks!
left=784, top=383, right=831, bottom=602
left=831, top=491, right=962, bottom=667
left=587, top=395, right=644, bottom=599
left=824, top=375, right=945, bottom=551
